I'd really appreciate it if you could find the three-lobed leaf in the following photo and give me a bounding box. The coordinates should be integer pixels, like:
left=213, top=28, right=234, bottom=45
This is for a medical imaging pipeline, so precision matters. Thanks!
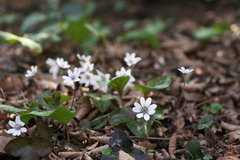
left=135, top=75, right=174, bottom=95
left=21, top=106, right=76, bottom=124
left=108, top=76, right=130, bottom=95
left=185, top=138, right=204, bottom=159
left=4, top=137, right=53, bottom=160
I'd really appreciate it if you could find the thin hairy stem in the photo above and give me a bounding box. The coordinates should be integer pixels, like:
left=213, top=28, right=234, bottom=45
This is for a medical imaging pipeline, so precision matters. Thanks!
left=70, top=83, right=76, bottom=111
left=172, top=75, right=186, bottom=130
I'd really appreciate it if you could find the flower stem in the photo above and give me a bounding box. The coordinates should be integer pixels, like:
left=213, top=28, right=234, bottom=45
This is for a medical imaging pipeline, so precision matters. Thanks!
left=65, top=124, right=70, bottom=144
left=172, top=75, right=186, bottom=131
left=70, top=83, right=76, bottom=111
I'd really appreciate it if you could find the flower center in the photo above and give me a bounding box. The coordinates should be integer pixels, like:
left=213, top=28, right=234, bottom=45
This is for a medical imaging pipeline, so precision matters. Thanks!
left=141, top=106, right=148, bottom=113
left=15, top=124, right=22, bottom=129
left=71, top=75, right=76, bottom=80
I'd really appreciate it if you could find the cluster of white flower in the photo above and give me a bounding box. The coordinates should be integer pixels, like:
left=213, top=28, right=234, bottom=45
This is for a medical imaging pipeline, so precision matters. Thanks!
left=24, top=51, right=194, bottom=122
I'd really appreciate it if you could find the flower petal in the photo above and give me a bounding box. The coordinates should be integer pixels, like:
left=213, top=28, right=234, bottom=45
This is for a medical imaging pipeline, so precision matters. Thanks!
left=143, top=114, right=150, bottom=121
left=13, top=130, right=21, bottom=136
left=148, top=104, right=157, bottom=111
left=8, top=120, right=15, bottom=127
left=133, top=102, right=142, bottom=112
left=145, top=97, right=152, bottom=107
left=20, top=127, right=27, bottom=133
left=148, top=109, right=156, bottom=115
left=15, top=116, right=25, bottom=126
left=7, top=128, right=16, bottom=134
left=140, top=97, right=146, bottom=107
left=136, top=113, right=143, bottom=118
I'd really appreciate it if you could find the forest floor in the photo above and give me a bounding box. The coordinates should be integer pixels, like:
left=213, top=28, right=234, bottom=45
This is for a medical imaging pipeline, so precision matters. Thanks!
left=0, top=0, right=240, bottom=159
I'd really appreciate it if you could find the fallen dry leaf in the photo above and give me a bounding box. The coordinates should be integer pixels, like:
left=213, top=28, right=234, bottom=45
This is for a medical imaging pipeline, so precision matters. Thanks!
left=168, top=133, right=177, bottom=159
left=0, top=136, right=14, bottom=155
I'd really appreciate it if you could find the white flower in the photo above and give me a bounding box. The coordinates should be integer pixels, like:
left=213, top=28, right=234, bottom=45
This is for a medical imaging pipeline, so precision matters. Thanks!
left=79, top=61, right=94, bottom=73
left=178, top=67, right=194, bottom=74
left=124, top=52, right=142, bottom=66
left=7, top=116, right=27, bottom=136
left=132, top=97, right=157, bottom=121
left=77, top=54, right=91, bottom=63
left=46, top=58, right=59, bottom=79
left=93, top=70, right=111, bottom=92
left=25, top=66, right=37, bottom=77
left=114, top=67, right=135, bottom=88
left=62, top=68, right=80, bottom=84
left=56, top=58, right=70, bottom=69
left=80, top=72, right=95, bottom=87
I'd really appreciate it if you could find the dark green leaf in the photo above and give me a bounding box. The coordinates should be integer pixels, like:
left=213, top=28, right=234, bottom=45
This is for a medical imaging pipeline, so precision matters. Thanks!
left=197, top=115, right=214, bottom=130
left=36, top=119, right=52, bottom=141
left=185, top=138, right=204, bottom=159
left=4, top=137, right=53, bottom=160
left=91, top=114, right=108, bottom=129
left=66, top=18, right=91, bottom=44
left=117, top=30, right=159, bottom=47
left=108, top=76, right=130, bottom=95
left=109, top=129, right=133, bottom=150
left=21, top=106, right=76, bottom=124
left=126, top=120, right=153, bottom=137
left=128, top=147, right=148, bottom=160
left=109, top=107, right=135, bottom=126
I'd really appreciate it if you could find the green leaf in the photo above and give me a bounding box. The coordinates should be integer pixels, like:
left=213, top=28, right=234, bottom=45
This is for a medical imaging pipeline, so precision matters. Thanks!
left=197, top=115, right=214, bottom=130
left=108, top=129, right=148, bottom=159
left=20, top=106, right=76, bottom=124
left=24, top=102, right=46, bottom=111
left=123, top=20, right=138, bottom=30
left=4, top=137, right=53, bottom=160
left=135, top=75, right=174, bottom=95
left=61, top=1, right=83, bottom=20
left=151, top=106, right=164, bottom=120
left=60, top=94, right=71, bottom=103
left=36, top=119, right=52, bottom=141
left=66, top=18, right=91, bottom=44
left=102, top=148, right=112, bottom=156
left=117, top=30, right=159, bottom=47
left=210, top=103, right=223, bottom=114
left=126, top=120, right=153, bottom=137
left=146, top=149, right=155, bottom=153
left=20, top=12, right=46, bottom=33
left=87, top=93, right=117, bottom=113
left=108, top=76, right=130, bottom=95
left=91, top=113, right=108, bottom=129
left=0, top=31, right=42, bottom=54
left=193, top=23, right=230, bottom=40
left=203, top=154, right=213, bottom=160
left=0, top=13, right=19, bottom=24
left=185, top=138, right=204, bottom=159
left=109, top=107, right=135, bottom=126
left=144, top=19, right=166, bottom=34
left=0, top=104, right=26, bottom=113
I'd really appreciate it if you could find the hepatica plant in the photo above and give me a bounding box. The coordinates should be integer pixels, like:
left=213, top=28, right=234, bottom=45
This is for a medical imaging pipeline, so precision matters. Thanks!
left=0, top=51, right=175, bottom=159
